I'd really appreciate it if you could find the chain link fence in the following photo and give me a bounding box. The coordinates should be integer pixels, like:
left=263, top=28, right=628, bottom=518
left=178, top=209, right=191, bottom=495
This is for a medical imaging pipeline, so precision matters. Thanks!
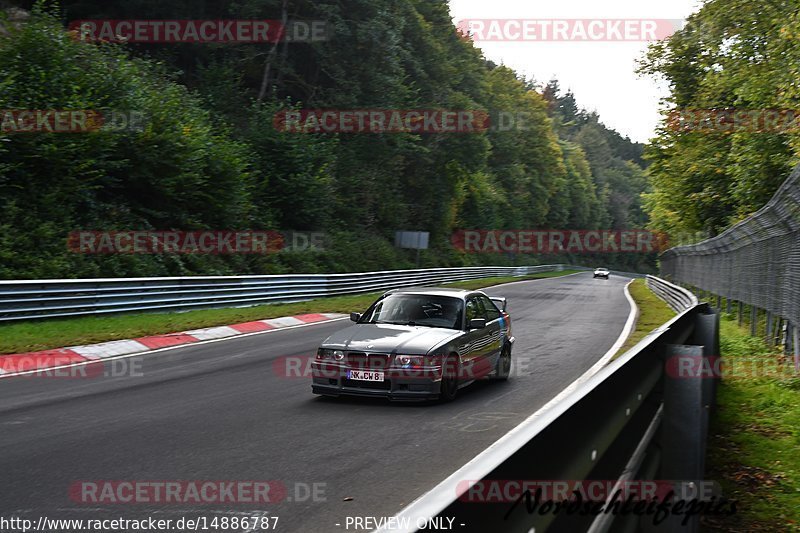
left=660, top=164, right=800, bottom=369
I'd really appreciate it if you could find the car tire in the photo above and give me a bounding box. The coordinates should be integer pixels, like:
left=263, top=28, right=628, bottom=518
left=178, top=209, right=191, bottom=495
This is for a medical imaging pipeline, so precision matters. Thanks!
left=438, top=355, right=460, bottom=402
left=492, top=344, right=511, bottom=381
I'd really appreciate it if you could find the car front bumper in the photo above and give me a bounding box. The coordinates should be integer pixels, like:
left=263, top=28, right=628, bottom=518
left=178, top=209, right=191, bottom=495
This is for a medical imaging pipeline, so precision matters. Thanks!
left=311, top=362, right=444, bottom=401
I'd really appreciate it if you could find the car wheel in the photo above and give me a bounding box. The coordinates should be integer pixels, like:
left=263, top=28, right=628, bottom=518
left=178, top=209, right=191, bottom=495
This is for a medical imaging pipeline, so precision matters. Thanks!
left=493, top=344, right=511, bottom=381
left=438, top=355, right=459, bottom=402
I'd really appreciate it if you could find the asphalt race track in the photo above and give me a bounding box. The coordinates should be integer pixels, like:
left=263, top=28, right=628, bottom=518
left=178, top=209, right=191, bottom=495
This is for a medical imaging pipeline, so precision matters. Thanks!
left=0, top=273, right=632, bottom=532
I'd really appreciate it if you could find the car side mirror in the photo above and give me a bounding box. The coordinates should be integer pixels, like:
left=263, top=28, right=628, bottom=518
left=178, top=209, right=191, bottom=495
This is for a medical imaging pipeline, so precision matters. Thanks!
left=468, top=318, right=487, bottom=330
left=350, top=312, right=361, bottom=323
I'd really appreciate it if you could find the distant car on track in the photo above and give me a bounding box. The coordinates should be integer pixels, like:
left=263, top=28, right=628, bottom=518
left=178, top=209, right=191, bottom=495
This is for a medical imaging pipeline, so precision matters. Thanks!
left=593, top=267, right=610, bottom=279
left=311, top=288, right=514, bottom=402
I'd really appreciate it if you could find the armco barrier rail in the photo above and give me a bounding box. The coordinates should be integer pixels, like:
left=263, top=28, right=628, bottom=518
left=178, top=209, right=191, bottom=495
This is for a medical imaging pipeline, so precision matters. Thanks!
left=380, top=278, right=718, bottom=533
left=660, top=163, right=800, bottom=366
left=0, top=265, right=584, bottom=322
left=646, top=275, right=699, bottom=312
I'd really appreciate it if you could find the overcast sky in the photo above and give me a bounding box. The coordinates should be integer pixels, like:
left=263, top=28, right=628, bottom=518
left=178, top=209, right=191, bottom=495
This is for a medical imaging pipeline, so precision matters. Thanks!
left=447, top=0, right=704, bottom=143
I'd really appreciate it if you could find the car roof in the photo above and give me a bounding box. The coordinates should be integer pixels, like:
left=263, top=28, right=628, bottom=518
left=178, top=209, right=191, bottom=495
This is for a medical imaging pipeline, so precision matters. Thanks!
left=384, top=287, right=479, bottom=298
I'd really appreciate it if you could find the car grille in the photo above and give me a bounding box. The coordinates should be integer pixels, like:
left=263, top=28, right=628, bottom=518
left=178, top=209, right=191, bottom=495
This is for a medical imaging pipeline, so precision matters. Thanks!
left=345, top=352, right=391, bottom=370
left=342, top=378, right=392, bottom=390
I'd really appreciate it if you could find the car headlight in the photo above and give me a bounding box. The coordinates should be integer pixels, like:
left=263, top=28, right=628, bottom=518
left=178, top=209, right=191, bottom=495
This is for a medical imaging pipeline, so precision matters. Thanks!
left=316, top=348, right=345, bottom=361
left=394, top=355, right=430, bottom=368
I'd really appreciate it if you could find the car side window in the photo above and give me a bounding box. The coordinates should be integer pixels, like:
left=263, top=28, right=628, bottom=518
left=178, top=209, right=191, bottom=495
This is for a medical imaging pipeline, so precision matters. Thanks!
left=465, top=297, right=481, bottom=322
left=477, top=297, right=488, bottom=319
left=480, top=296, right=501, bottom=321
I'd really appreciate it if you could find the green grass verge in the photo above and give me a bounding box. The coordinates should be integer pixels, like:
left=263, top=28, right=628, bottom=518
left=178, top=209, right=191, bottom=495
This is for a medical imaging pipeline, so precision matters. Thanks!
left=614, top=278, right=676, bottom=358
left=702, top=318, right=800, bottom=532
left=0, top=270, right=582, bottom=355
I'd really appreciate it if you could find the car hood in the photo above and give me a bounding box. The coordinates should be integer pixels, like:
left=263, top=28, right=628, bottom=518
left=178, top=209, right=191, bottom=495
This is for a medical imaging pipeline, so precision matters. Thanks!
left=322, top=323, right=463, bottom=354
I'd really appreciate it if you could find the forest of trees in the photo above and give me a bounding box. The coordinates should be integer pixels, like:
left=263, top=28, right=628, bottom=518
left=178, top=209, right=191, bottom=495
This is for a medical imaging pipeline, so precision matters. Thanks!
left=640, top=0, right=800, bottom=240
left=0, top=1, right=653, bottom=279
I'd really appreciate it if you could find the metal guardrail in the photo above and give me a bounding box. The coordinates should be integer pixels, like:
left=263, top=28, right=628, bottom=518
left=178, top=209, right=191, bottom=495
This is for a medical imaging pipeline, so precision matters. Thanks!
left=646, top=275, right=699, bottom=312
left=0, top=265, right=577, bottom=322
left=660, top=163, right=800, bottom=366
left=381, top=277, right=717, bottom=533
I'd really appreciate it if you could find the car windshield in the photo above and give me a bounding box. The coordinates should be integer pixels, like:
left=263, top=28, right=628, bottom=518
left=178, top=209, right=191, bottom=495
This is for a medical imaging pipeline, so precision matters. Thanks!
left=362, top=294, right=464, bottom=330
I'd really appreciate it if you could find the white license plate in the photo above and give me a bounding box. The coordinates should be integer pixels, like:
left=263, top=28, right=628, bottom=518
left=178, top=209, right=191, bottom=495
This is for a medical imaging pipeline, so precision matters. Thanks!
left=347, top=370, right=385, bottom=382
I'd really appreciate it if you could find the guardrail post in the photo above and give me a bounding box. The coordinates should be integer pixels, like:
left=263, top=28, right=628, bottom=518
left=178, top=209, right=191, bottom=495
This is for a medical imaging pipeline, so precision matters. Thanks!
left=775, top=317, right=783, bottom=346
left=750, top=306, right=758, bottom=336
left=794, top=325, right=800, bottom=372
left=783, top=322, right=790, bottom=356
left=659, top=343, right=706, bottom=533
left=766, top=312, right=773, bottom=344
left=695, top=309, right=720, bottom=410
left=737, top=301, right=743, bottom=326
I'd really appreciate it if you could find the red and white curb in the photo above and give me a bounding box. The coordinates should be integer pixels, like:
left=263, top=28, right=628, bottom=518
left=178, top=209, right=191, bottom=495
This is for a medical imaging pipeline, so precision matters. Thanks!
left=0, top=313, right=346, bottom=377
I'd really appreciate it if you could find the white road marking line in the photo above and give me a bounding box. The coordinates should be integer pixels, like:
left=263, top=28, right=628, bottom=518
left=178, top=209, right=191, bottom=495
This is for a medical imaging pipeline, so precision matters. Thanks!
left=262, top=316, right=305, bottom=328
left=69, top=339, right=151, bottom=359
left=182, top=326, right=240, bottom=340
